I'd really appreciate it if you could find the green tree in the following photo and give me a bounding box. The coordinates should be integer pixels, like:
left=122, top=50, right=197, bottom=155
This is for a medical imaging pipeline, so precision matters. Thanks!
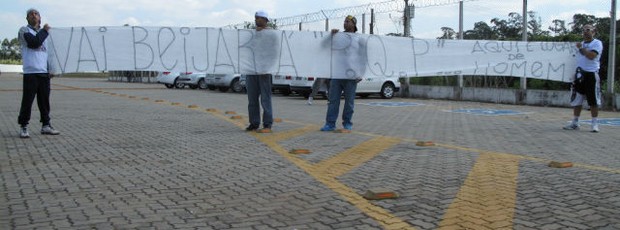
left=464, top=21, right=496, bottom=40
left=528, top=11, right=550, bottom=39
left=549, top=19, right=568, bottom=36
left=570, top=14, right=597, bottom=33
left=1, top=38, right=20, bottom=60
left=437, top=27, right=456, bottom=39
left=490, top=12, right=523, bottom=40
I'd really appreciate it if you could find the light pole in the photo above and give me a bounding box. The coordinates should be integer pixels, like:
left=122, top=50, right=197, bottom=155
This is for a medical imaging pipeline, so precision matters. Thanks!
left=607, top=0, right=616, bottom=109
left=519, top=0, right=528, bottom=104
left=404, top=0, right=410, bottom=37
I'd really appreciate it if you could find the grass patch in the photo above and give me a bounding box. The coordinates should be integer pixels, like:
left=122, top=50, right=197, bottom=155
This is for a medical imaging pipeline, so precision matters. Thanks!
left=59, top=72, right=109, bottom=78
left=0, top=59, right=21, bottom=65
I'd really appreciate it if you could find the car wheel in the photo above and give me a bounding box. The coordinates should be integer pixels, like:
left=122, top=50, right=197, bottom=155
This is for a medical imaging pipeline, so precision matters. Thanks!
left=173, top=78, right=185, bottom=88
left=164, top=83, right=174, bottom=89
left=218, top=86, right=230, bottom=92
left=230, top=78, right=243, bottom=93
left=198, top=78, right=207, bottom=89
left=380, top=82, right=395, bottom=99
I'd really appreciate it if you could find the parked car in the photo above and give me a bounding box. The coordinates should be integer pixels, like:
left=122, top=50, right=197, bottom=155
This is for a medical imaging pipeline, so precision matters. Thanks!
left=290, top=75, right=400, bottom=99
left=272, top=74, right=293, bottom=95
left=155, top=72, right=183, bottom=88
left=237, top=75, right=290, bottom=95
left=205, top=73, right=244, bottom=92
left=290, top=76, right=322, bottom=98
left=177, top=72, right=207, bottom=89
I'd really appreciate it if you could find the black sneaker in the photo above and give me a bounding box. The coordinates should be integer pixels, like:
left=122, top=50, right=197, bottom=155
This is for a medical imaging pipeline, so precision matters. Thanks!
left=245, top=124, right=259, bottom=131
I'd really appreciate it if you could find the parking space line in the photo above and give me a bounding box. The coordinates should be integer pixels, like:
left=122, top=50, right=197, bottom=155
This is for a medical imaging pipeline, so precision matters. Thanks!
left=433, top=142, right=620, bottom=174
left=255, top=133, right=417, bottom=230
left=255, top=125, right=317, bottom=142
left=439, top=152, right=520, bottom=229
left=313, top=136, right=401, bottom=177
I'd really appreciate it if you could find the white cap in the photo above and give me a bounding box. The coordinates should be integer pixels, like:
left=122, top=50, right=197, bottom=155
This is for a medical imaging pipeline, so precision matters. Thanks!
left=255, top=10, right=269, bottom=21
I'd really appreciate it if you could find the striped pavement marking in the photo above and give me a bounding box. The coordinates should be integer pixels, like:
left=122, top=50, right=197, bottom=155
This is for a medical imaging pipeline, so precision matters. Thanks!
left=438, top=152, right=521, bottom=229
left=313, top=136, right=401, bottom=177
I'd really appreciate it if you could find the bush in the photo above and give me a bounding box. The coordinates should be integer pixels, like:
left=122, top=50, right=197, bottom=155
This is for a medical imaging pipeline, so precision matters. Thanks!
left=0, top=59, right=21, bottom=65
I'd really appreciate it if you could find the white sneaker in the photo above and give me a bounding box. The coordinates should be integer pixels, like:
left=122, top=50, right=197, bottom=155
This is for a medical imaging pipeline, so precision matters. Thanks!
left=41, top=125, right=60, bottom=135
left=591, top=124, right=600, bottom=133
left=563, top=123, right=579, bottom=130
left=20, top=127, right=30, bottom=138
left=307, top=97, right=313, bottom=105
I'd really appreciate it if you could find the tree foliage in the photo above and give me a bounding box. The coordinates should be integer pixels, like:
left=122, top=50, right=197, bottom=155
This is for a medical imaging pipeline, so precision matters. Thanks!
left=1, top=38, right=20, bottom=61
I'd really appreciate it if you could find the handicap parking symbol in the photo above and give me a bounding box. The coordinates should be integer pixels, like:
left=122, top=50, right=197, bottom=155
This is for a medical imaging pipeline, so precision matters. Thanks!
left=579, top=118, right=620, bottom=127
left=362, top=102, right=424, bottom=107
left=449, top=108, right=529, bottom=116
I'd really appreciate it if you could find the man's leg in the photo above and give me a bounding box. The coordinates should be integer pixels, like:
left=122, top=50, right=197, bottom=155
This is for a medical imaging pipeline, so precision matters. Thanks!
left=323, top=79, right=341, bottom=131
left=259, top=74, right=273, bottom=128
left=18, top=75, right=38, bottom=127
left=587, top=72, right=601, bottom=132
left=36, top=76, right=51, bottom=125
left=245, top=75, right=261, bottom=129
left=341, top=80, right=357, bottom=129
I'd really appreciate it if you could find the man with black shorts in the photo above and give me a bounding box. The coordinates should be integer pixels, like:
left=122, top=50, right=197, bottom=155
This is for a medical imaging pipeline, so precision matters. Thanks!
left=563, top=24, right=603, bottom=133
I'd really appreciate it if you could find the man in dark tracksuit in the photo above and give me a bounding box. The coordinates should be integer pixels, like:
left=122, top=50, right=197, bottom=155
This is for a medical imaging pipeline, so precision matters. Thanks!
left=17, top=8, right=60, bottom=138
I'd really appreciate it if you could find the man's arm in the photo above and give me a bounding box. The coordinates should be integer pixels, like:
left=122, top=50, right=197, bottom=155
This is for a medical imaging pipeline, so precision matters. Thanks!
left=579, top=47, right=598, bottom=60
left=576, top=41, right=599, bottom=60
left=22, top=26, right=49, bottom=49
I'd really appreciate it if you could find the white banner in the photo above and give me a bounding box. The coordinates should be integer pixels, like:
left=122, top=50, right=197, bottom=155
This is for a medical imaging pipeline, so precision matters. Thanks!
left=47, top=26, right=578, bottom=82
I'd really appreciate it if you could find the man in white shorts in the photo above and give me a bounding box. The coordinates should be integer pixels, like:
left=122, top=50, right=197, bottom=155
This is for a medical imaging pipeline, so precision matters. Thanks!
left=563, top=24, right=603, bottom=133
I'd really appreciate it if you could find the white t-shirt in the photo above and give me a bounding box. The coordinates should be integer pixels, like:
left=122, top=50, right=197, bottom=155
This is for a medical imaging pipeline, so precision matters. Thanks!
left=577, top=38, right=603, bottom=72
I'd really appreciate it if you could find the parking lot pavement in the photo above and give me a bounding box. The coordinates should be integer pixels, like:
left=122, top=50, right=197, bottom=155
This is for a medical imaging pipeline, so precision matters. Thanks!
left=1, top=74, right=619, bottom=229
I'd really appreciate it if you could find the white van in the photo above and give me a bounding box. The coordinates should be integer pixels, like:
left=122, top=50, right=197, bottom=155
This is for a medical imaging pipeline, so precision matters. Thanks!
left=272, top=74, right=293, bottom=95
left=290, top=75, right=400, bottom=99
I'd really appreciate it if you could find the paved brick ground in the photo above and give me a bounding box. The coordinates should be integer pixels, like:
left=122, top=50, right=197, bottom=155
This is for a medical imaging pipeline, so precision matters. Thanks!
left=1, top=74, right=619, bottom=229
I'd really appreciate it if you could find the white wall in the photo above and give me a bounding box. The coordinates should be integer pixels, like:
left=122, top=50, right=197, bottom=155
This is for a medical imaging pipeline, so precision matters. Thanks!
left=0, top=64, right=22, bottom=73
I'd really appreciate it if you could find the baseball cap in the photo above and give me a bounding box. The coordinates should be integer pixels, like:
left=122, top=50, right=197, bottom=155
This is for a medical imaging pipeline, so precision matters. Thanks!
left=255, top=10, right=269, bottom=21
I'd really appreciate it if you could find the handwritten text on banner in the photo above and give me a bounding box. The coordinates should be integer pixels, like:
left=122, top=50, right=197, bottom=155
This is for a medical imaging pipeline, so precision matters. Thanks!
left=48, top=26, right=578, bottom=82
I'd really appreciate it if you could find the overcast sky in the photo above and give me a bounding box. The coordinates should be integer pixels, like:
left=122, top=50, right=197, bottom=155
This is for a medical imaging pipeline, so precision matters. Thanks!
left=0, top=0, right=615, bottom=41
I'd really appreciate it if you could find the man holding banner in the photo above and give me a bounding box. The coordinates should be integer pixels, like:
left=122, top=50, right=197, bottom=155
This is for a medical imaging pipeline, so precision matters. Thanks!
left=245, top=10, right=275, bottom=133
left=320, top=15, right=366, bottom=132
left=563, top=24, right=603, bottom=133
left=17, top=8, right=60, bottom=138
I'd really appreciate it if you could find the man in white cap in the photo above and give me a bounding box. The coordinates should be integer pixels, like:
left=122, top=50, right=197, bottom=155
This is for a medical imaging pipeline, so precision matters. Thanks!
left=245, top=10, right=275, bottom=132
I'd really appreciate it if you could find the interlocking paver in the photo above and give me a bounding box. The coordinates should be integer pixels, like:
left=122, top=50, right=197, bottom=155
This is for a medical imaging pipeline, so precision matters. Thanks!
left=1, top=74, right=620, bottom=229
